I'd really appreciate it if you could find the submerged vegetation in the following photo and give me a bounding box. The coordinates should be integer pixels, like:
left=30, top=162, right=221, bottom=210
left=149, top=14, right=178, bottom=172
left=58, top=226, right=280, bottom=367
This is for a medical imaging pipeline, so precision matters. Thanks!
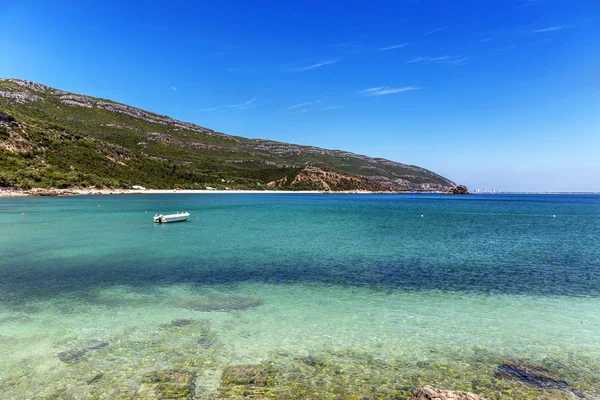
left=0, top=78, right=455, bottom=191
left=1, top=287, right=599, bottom=399
left=6, top=335, right=599, bottom=399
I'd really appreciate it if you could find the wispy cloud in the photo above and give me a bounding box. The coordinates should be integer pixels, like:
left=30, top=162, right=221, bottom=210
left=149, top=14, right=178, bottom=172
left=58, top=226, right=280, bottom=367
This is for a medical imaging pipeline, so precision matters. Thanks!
left=534, top=26, right=564, bottom=33
left=407, top=56, right=430, bottom=63
left=295, top=109, right=308, bottom=113
left=293, top=58, right=341, bottom=71
left=321, top=106, right=343, bottom=110
left=429, top=56, right=452, bottom=61
left=287, top=100, right=322, bottom=110
left=377, top=43, right=408, bottom=51
left=424, top=27, right=445, bottom=36
left=407, top=55, right=467, bottom=65
left=226, top=98, right=255, bottom=108
left=359, top=86, right=419, bottom=96
left=202, top=98, right=256, bottom=112
left=171, top=86, right=177, bottom=92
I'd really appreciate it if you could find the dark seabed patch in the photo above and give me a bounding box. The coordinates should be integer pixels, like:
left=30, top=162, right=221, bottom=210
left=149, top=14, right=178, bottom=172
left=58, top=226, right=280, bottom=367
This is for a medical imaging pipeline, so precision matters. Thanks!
left=159, top=319, right=196, bottom=328
left=181, top=296, right=263, bottom=311
left=133, top=370, right=195, bottom=400
left=496, top=360, right=588, bottom=398
left=57, top=340, right=109, bottom=364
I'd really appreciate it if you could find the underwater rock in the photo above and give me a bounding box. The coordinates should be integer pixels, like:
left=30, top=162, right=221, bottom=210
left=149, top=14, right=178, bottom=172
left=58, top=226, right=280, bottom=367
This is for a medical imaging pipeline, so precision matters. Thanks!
left=160, top=319, right=196, bottom=328
left=299, top=355, right=327, bottom=368
left=410, top=385, right=487, bottom=400
left=85, top=372, right=104, bottom=384
left=133, top=369, right=195, bottom=400
left=57, top=349, right=85, bottom=364
left=221, top=364, right=273, bottom=386
left=219, top=365, right=275, bottom=398
left=182, top=296, right=263, bottom=311
left=170, top=319, right=196, bottom=327
left=84, top=340, right=109, bottom=351
left=57, top=340, right=109, bottom=363
left=496, top=360, right=570, bottom=391
left=157, top=319, right=218, bottom=349
left=196, top=335, right=217, bottom=349
left=44, top=389, right=76, bottom=400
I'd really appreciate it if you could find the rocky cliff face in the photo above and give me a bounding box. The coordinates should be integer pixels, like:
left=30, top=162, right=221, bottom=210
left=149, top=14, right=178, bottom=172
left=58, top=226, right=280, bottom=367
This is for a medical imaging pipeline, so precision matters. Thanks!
left=267, top=166, right=393, bottom=191
left=447, top=185, right=469, bottom=194
left=0, top=78, right=458, bottom=191
left=245, top=139, right=455, bottom=191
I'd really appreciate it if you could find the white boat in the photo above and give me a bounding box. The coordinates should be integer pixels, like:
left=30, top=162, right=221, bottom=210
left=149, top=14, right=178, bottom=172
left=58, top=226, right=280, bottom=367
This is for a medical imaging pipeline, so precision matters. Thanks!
left=153, top=212, right=190, bottom=223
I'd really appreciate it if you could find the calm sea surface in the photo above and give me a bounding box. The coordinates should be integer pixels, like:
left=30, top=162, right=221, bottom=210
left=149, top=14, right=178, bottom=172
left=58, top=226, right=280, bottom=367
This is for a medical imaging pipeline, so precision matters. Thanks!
left=0, top=193, right=599, bottom=399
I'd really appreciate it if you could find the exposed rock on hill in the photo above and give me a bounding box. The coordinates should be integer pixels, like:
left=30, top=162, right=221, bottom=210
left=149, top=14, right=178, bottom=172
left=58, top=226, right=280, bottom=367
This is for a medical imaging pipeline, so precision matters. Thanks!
left=6, top=78, right=49, bottom=92
left=448, top=185, right=469, bottom=194
left=0, top=91, right=40, bottom=104
left=268, top=166, right=392, bottom=191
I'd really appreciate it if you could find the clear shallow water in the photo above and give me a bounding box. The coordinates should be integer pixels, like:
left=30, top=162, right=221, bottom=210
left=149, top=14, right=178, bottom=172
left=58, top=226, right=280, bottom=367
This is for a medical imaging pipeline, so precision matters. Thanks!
left=0, top=193, right=599, bottom=399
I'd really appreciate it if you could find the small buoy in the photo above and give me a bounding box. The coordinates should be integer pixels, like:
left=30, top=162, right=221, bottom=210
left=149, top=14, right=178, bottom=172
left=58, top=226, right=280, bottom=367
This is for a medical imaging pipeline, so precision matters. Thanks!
left=97, top=205, right=100, bottom=208
left=145, top=210, right=148, bottom=213
left=552, top=215, right=556, bottom=218
left=196, top=217, right=199, bottom=221
left=420, top=215, right=424, bottom=218
left=21, top=213, right=25, bottom=216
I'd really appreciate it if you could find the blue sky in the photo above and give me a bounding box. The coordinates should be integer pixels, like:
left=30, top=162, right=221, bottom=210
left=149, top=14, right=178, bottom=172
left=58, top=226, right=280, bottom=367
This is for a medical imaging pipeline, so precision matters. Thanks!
left=1, top=0, right=599, bottom=192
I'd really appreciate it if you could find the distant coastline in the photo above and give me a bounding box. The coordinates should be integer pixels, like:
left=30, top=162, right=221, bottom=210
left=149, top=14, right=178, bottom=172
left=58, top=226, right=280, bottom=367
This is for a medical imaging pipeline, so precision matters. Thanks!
left=497, top=191, right=600, bottom=195
left=1, top=187, right=597, bottom=197
left=0, top=187, right=390, bottom=197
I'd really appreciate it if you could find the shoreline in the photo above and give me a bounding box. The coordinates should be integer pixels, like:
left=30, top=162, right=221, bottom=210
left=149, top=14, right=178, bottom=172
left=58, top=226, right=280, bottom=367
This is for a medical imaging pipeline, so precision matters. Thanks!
left=1, top=187, right=597, bottom=198
left=2, top=188, right=598, bottom=198
left=0, top=187, right=398, bottom=197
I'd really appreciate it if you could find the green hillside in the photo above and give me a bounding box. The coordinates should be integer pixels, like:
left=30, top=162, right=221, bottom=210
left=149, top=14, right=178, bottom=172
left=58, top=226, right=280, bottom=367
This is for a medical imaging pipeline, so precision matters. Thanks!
left=0, top=78, right=456, bottom=191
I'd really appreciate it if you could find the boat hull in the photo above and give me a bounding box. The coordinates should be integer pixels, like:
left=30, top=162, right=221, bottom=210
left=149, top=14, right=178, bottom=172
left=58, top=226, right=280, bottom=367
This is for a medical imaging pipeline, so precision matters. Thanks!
left=153, top=212, right=190, bottom=223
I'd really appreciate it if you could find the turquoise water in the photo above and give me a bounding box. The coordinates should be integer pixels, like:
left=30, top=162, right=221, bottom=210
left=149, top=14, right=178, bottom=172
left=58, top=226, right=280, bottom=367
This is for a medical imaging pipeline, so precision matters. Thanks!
left=0, top=193, right=599, bottom=399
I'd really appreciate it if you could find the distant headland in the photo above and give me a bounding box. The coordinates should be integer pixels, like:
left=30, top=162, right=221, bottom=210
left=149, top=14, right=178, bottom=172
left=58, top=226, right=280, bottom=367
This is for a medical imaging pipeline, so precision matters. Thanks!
left=0, top=78, right=462, bottom=193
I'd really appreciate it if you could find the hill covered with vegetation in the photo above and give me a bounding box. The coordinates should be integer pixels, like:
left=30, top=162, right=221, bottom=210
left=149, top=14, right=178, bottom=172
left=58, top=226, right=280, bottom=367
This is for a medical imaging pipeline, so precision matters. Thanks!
left=0, top=78, right=456, bottom=191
